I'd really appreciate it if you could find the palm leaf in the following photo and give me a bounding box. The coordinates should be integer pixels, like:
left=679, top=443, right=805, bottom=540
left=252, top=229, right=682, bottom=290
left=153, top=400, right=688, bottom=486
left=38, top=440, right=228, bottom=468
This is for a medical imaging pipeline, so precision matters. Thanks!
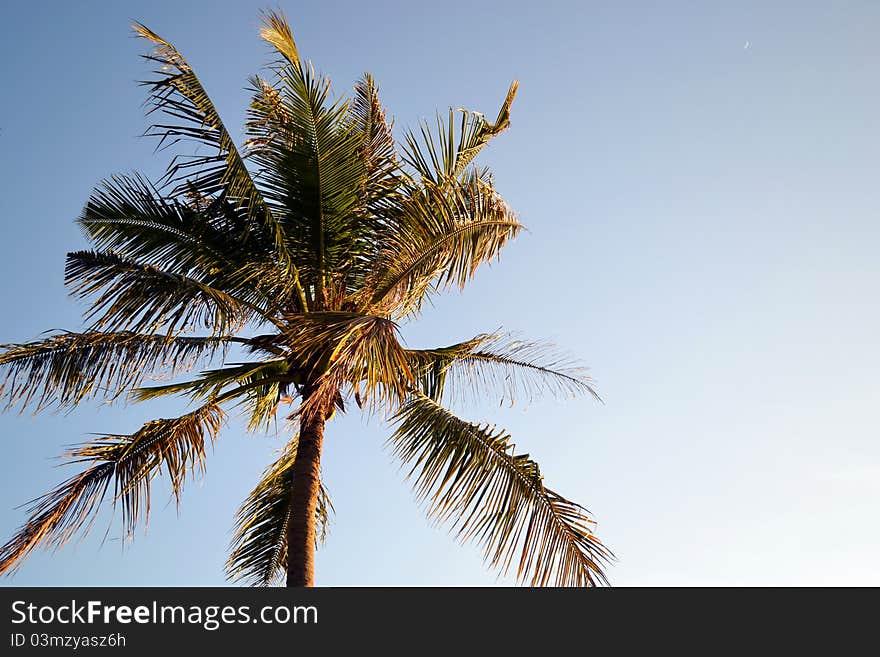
left=0, top=331, right=231, bottom=412
left=343, top=74, right=404, bottom=286
left=133, top=21, right=308, bottom=311
left=258, top=9, right=301, bottom=69
left=401, top=81, right=518, bottom=185
left=132, top=359, right=288, bottom=400
left=76, top=173, right=284, bottom=317
left=133, top=359, right=295, bottom=432
left=0, top=404, right=224, bottom=575
left=366, top=177, right=522, bottom=317
left=406, top=332, right=601, bottom=405
left=389, top=393, right=611, bottom=586
left=66, top=250, right=252, bottom=335
left=78, top=174, right=238, bottom=277
left=226, top=437, right=333, bottom=586
left=349, top=74, right=400, bottom=206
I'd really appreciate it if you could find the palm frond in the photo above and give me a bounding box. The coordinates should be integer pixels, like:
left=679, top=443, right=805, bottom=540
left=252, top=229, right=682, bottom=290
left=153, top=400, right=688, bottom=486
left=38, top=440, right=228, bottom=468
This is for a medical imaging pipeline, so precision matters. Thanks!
left=349, top=74, right=400, bottom=206
left=401, top=81, right=518, bottom=185
left=0, top=404, right=225, bottom=575
left=76, top=173, right=283, bottom=317
left=258, top=9, right=301, bottom=69
left=345, top=74, right=404, bottom=279
left=66, top=250, right=252, bottom=335
left=366, top=177, right=522, bottom=317
left=226, top=437, right=333, bottom=586
left=406, top=332, right=601, bottom=406
left=133, top=359, right=295, bottom=432
left=133, top=21, right=308, bottom=311
left=0, top=331, right=231, bottom=412
left=389, top=393, right=611, bottom=586
left=78, top=174, right=238, bottom=277
left=133, top=359, right=288, bottom=399
left=246, top=62, right=365, bottom=301
left=221, top=361, right=296, bottom=432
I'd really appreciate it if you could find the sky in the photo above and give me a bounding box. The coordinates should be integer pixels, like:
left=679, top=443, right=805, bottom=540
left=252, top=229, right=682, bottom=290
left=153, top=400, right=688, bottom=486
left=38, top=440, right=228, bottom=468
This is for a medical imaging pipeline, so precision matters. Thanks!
left=0, top=0, right=878, bottom=587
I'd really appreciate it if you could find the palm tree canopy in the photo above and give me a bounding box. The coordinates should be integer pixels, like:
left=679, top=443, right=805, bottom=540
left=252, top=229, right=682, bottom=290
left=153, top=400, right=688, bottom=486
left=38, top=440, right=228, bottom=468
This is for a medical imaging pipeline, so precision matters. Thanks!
left=0, top=10, right=611, bottom=586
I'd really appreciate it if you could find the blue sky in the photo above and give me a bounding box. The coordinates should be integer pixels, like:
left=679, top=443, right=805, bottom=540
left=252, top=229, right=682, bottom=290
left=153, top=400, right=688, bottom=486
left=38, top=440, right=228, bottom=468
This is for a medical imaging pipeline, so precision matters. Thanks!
left=1, top=0, right=878, bottom=586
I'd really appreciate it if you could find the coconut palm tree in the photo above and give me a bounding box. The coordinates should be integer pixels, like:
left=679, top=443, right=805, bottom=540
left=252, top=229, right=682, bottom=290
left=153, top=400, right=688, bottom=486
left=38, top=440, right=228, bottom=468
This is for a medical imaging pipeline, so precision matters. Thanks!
left=0, top=11, right=611, bottom=587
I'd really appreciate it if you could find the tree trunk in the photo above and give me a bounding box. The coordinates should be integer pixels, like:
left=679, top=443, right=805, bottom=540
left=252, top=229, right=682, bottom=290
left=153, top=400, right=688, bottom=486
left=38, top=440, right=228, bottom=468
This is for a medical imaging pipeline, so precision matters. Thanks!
left=286, top=395, right=328, bottom=587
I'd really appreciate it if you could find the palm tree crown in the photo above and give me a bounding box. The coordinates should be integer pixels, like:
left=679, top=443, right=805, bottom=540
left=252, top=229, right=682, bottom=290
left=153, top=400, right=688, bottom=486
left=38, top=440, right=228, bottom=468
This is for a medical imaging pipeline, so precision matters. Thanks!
left=0, top=10, right=611, bottom=586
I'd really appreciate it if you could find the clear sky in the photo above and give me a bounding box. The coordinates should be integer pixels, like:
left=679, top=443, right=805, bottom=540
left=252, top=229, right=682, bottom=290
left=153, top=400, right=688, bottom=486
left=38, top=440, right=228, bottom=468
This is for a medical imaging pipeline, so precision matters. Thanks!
left=1, top=0, right=878, bottom=586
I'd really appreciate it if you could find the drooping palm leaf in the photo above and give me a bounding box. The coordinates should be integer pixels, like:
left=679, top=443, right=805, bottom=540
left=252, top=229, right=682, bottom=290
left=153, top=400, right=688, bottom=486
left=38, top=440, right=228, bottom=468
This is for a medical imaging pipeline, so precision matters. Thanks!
left=389, top=393, right=611, bottom=586
left=0, top=404, right=224, bottom=575
left=226, top=437, right=333, bottom=586
left=406, top=332, right=601, bottom=406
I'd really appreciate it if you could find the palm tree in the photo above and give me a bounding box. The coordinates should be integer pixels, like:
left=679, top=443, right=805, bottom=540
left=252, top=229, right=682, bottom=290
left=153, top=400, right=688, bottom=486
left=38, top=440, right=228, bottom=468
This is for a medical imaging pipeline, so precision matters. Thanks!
left=0, top=11, right=611, bottom=587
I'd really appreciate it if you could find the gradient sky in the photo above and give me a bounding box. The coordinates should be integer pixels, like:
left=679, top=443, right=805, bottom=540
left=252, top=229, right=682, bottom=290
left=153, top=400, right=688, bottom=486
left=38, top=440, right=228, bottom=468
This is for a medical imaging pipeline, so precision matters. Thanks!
left=1, top=1, right=878, bottom=586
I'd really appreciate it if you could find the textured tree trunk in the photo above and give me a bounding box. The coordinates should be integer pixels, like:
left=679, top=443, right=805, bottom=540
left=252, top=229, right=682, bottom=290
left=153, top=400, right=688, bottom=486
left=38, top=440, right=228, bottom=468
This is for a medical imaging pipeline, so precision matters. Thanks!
left=286, top=395, right=327, bottom=587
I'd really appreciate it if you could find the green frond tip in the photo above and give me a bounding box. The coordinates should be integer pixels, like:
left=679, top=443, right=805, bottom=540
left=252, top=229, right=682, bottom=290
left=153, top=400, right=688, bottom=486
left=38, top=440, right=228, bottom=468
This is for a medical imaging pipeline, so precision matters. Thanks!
left=0, top=404, right=225, bottom=576
left=259, top=9, right=301, bottom=68
left=389, top=393, right=612, bottom=587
